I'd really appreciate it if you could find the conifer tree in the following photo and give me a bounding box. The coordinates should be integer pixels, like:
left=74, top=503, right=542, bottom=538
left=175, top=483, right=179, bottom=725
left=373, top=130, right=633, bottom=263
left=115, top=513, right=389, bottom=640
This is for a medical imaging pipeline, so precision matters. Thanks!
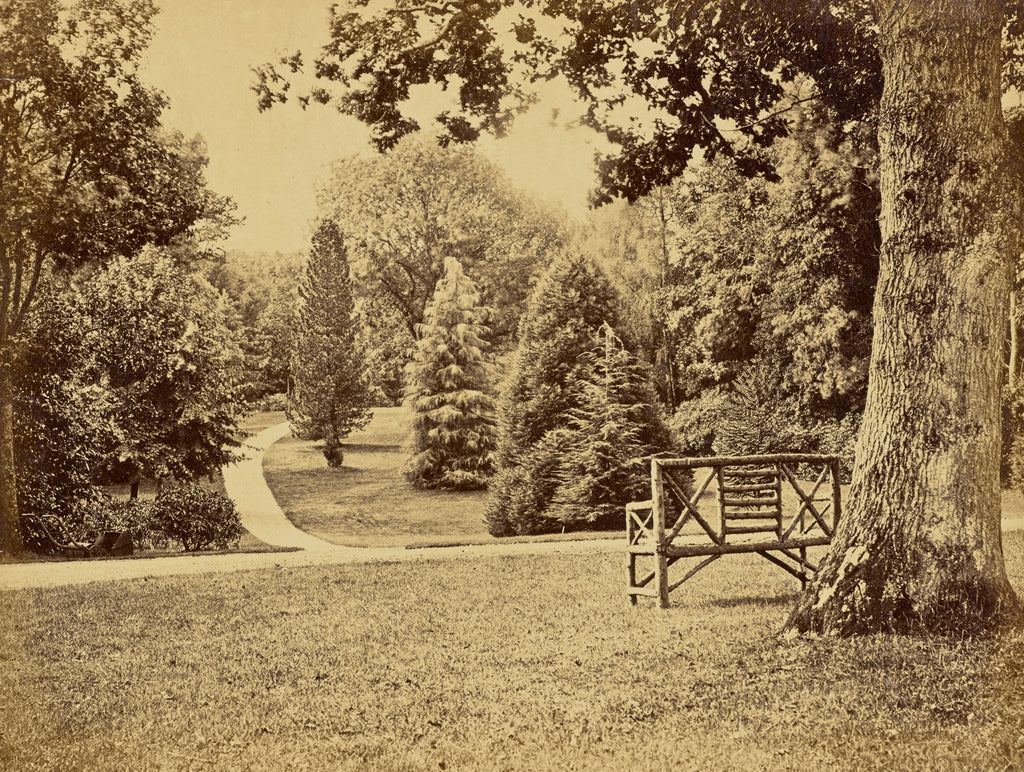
left=486, top=254, right=623, bottom=536
left=288, top=221, right=372, bottom=466
left=403, top=257, right=497, bottom=489
left=549, top=326, right=676, bottom=530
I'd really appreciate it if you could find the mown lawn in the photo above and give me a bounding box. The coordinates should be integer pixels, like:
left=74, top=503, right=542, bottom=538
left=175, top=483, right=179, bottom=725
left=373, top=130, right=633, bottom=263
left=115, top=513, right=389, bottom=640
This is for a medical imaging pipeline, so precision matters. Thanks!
left=1, top=534, right=1022, bottom=771
left=264, top=407, right=496, bottom=548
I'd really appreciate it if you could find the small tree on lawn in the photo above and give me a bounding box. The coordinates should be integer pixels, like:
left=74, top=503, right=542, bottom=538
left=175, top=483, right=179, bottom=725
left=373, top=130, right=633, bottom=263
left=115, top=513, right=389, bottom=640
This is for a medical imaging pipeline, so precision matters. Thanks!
left=404, top=257, right=497, bottom=490
left=485, top=254, right=621, bottom=536
left=288, top=220, right=372, bottom=466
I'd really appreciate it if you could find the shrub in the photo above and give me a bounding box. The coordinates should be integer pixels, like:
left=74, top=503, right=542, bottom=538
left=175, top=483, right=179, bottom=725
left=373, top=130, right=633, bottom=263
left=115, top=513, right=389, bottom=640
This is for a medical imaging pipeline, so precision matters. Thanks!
left=486, top=430, right=573, bottom=536
left=149, top=484, right=243, bottom=551
left=669, top=387, right=731, bottom=457
left=710, top=364, right=860, bottom=481
left=88, top=498, right=160, bottom=550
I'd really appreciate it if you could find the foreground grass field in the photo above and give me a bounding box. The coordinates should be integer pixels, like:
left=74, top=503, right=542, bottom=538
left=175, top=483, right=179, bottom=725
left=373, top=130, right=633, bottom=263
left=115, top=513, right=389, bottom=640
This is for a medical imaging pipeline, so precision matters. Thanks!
left=1, top=533, right=1022, bottom=771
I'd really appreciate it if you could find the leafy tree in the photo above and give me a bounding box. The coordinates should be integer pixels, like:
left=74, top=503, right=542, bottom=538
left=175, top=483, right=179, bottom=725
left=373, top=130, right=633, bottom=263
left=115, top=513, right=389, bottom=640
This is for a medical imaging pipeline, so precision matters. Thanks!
left=13, top=275, right=109, bottom=528
left=356, top=299, right=416, bottom=406
left=254, top=1, right=881, bottom=201
left=85, top=249, right=249, bottom=497
left=316, top=134, right=567, bottom=347
left=288, top=221, right=373, bottom=466
left=0, top=0, right=235, bottom=552
left=404, top=257, right=497, bottom=490
left=13, top=249, right=248, bottom=523
left=657, top=104, right=878, bottom=456
left=582, top=192, right=685, bottom=409
left=208, top=250, right=305, bottom=402
left=257, top=0, right=1024, bottom=634
left=486, top=254, right=620, bottom=535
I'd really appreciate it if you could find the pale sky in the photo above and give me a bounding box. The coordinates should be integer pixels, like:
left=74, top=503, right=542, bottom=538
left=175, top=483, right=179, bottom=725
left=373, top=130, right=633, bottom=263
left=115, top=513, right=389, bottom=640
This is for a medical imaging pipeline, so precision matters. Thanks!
left=142, top=0, right=604, bottom=254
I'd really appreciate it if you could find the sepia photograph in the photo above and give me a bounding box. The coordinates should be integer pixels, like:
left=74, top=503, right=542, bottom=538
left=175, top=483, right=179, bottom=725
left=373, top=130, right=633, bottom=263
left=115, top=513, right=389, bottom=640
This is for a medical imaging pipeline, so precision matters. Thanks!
left=2, top=0, right=1023, bottom=769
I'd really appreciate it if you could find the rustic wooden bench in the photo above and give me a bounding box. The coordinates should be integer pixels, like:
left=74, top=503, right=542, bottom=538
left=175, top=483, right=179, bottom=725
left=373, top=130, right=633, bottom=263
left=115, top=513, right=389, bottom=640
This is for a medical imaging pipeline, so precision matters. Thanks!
left=626, top=454, right=841, bottom=607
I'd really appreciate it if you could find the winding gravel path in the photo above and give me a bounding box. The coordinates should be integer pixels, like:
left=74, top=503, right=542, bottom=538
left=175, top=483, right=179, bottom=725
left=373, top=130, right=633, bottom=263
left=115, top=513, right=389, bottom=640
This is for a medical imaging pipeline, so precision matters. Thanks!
left=0, top=422, right=619, bottom=591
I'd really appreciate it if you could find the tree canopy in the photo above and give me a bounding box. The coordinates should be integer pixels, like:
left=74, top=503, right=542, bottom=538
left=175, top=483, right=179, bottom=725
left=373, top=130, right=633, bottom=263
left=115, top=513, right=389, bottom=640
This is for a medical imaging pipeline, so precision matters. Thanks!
left=316, top=134, right=566, bottom=344
left=255, top=0, right=889, bottom=202
left=0, top=0, right=236, bottom=552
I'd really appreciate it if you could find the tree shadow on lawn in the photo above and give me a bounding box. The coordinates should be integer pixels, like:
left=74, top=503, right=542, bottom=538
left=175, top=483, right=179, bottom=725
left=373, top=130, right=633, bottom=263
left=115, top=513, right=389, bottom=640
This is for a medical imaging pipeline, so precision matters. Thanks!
left=708, top=591, right=801, bottom=609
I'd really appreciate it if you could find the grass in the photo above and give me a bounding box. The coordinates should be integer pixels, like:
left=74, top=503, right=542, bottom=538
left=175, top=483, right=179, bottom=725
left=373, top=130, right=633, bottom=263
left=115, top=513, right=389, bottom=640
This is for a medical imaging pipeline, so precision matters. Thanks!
left=1, top=532, right=1022, bottom=771
left=264, top=407, right=496, bottom=548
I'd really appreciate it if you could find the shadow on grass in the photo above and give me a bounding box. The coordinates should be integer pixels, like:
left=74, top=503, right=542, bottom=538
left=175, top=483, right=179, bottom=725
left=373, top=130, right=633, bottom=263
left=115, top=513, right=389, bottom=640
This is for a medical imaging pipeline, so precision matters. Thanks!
left=708, top=591, right=801, bottom=609
left=343, top=443, right=403, bottom=455
left=1, top=543, right=301, bottom=566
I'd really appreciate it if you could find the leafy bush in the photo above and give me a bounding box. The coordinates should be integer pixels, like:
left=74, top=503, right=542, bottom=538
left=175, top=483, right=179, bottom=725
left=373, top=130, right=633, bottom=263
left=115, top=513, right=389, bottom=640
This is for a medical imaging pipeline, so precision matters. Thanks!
left=708, top=365, right=860, bottom=480
left=670, top=387, right=731, bottom=456
left=149, top=484, right=243, bottom=551
left=88, top=498, right=160, bottom=550
left=255, top=392, right=289, bottom=412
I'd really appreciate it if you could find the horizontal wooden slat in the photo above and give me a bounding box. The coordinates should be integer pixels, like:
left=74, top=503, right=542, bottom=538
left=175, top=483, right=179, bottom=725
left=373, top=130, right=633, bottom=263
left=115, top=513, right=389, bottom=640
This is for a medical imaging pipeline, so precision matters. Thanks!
left=719, top=482, right=779, bottom=493
left=626, top=500, right=653, bottom=511
left=655, top=454, right=837, bottom=469
left=725, top=525, right=781, bottom=535
left=664, top=535, right=832, bottom=558
left=722, top=496, right=780, bottom=507
left=724, top=511, right=782, bottom=520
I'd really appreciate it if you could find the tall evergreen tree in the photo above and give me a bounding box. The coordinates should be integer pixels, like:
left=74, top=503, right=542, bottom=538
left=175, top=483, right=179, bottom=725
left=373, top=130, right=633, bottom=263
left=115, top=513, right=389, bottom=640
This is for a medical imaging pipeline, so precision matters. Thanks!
left=288, top=221, right=372, bottom=467
left=549, top=326, right=676, bottom=531
left=486, top=254, right=621, bottom=536
left=403, top=257, right=497, bottom=490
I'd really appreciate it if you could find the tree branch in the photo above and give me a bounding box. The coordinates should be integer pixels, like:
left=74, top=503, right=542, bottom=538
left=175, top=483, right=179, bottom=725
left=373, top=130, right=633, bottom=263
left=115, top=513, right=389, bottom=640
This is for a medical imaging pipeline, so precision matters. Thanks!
left=11, top=247, right=44, bottom=339
left=722, top=93, right=821, bottom=132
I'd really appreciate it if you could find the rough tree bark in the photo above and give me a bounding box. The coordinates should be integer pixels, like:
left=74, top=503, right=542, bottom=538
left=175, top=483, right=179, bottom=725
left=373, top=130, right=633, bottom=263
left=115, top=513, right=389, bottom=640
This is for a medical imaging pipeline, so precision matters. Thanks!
left=0, top=358, right=22, bottom=554
left=786, top=0, right=1023, bottom=636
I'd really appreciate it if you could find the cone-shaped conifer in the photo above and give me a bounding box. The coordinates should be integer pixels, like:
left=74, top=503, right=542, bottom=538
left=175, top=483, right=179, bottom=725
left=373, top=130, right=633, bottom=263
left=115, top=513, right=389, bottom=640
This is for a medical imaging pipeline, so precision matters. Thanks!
left=548, top=326, right=676, bottom=530
left=486, top=254, right=625, bottom=535
left=288, top=220, right=372, bottom=466
left=403, top=257, right=497, bottom=489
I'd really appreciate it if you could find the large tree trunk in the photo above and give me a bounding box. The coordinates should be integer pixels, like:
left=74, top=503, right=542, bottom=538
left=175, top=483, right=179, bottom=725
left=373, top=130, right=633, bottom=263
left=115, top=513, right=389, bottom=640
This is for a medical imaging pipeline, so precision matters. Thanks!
left=0, top=356, right=23, bottom=555
left=786, top=0, right=1022, bottom=636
